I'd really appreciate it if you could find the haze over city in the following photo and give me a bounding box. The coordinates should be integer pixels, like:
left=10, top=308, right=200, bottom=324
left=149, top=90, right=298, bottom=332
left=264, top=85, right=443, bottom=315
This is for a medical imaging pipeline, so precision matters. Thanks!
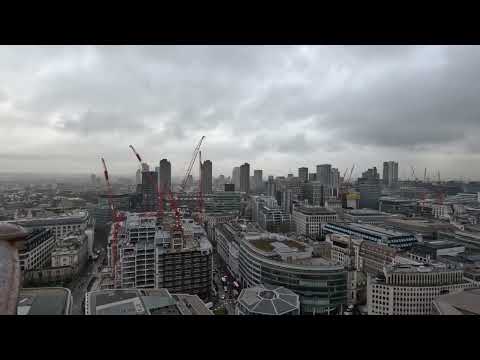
left=1, top=45, right=480, bottom=180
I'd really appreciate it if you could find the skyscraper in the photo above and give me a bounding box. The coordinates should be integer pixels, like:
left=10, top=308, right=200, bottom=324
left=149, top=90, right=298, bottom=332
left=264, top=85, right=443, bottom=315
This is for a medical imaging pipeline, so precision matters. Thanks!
left=201, top=160, right=213, bottom=194
left=317, top=164, right=332, bottom=188
left=240, top=163, right=250, bottom=194
left=254, top=169, right=263, bottom=193
left=298, top=167, right=308, bottom=182
left=331, top=168, right=340, bottom=197
left=358, top=167, right=381, bottom=210
left=141, top=163, right=150, bottom=171
left=159, top=159, right=171, bottom=193
left=383, top=161, right=399, bottom=187
left=142, top=171, right=158, bottom=211
left=232, top=167, right=240, bottom=192
left=135, top=169, right=142, bottom=185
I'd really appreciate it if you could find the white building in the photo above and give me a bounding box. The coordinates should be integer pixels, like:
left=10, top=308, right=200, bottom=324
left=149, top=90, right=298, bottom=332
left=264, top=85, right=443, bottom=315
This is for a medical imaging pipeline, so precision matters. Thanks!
left=9, top=210, right=89, bottom=240
left=367, top=262, right=473, bottom=315
left=325, top=234, right=366, bottom=306
left=19, top=228, right=56, bottom=273
left=111, top=212, right=213, bottom=300
left=292, top=206, right=337, bottom=240
left=51, top=231, right=89, bottom=271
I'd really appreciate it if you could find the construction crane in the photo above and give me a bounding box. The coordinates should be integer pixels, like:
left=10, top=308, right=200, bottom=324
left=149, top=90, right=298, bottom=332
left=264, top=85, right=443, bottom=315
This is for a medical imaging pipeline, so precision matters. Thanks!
left=129, top=145, right=183, bottom=234
left=129, top=144, right=163, bottom=218
left=101, top=157, right=125, bottom=286
left=180, top=136, right=205, bottom=192
left=346, top=164, right=355, bottom=184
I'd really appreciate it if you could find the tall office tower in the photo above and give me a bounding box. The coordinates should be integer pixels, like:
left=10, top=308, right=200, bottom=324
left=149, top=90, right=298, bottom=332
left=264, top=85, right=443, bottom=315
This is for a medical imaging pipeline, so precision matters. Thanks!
left=201, top=160, right=213, bottom=194
left=141, top=163, right=150, bottom=171
left=232, top=167, right=240, bottom=192
left=253, top=169, right=263, bottom=193
left=308, top=173, right=317, bottom=182
left=383, top=161, right=399, bottom=187
left=304, top=181, right=325, bottom=206
left=268, top=175, right=274, bottom=181
left=141, top=171, right=158, bottom=211
left=317, top=164, right=332, bottom=187
left=331, top=168, right=341, bottom=197
left=298, top=167, right=308, bottom=182
left=159, top=159, right=172, bottom=193
left=135, top=169, right=142, bottom=185
left=266, top=178, right=276, bottom=197
left=240, top=163, right=250, bottom=194
left=358, top=167, right=381, bottom=210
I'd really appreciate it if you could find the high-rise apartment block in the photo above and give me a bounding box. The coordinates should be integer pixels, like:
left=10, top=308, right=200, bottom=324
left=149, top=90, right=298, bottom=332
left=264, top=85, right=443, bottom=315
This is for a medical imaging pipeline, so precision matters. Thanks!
left=240, top=163, right=250, bottom=194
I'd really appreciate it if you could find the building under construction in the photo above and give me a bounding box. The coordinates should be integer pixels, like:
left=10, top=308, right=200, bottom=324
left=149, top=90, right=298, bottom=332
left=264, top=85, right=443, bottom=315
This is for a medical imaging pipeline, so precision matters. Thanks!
left=106, top=212, right=213, bottom=301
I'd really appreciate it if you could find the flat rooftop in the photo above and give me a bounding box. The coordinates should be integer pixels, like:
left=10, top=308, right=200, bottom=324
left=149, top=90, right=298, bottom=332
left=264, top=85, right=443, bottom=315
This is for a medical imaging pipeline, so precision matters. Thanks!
left=295, top=206, right=336, bottom=215
left=340, top=223, right=411, bottom=238
left=416, top=240, right=464, bottom=250
left=433, top=288, right=480, bottom=315
left=86, top=289, right=212, bottom=315
left=17, top=287, right=72, bottom=315
left=346, top=209, right=389, bottom=216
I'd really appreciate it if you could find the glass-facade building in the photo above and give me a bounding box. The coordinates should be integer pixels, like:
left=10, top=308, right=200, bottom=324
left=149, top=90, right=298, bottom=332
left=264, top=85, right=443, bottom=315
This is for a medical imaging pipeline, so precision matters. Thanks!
left=239, top=240, right=347, bottom=315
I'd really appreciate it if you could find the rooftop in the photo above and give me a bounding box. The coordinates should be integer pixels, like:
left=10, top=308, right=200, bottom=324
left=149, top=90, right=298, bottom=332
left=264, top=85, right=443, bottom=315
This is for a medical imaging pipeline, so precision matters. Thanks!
left=237, top=284, right=299, bottom=315
left=433, top=288, right=480, bottom=315
left=294, top=206, right=336, bottom=215
left=333, top=222, right=412, bottom=238
left=86, top=289, right=212, bottom=315
left=346, top=209, right=389, bottom=216
left=17, top=287, right=72, bottom=315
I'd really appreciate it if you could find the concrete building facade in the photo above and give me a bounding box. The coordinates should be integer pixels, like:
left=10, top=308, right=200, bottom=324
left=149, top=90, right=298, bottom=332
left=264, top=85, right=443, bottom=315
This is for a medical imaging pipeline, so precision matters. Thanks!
left=367, top=262, right=472, bottom=315
left=292, top=206, right=337, bottom=240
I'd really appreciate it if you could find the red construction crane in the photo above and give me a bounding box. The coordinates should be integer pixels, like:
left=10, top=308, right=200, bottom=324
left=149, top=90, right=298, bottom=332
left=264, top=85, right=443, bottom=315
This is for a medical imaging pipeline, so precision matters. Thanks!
left=129, top=144, right=163, bottom=218
left=129, top=145, right=183, bottom=233
left=180, top=136, right=205, bottom=192
left=101, top=157, right=125, bottom=285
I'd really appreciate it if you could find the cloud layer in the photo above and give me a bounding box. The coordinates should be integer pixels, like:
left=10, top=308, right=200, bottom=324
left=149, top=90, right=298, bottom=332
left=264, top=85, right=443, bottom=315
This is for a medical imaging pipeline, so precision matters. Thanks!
left=1, top=45, right=480, bottom=180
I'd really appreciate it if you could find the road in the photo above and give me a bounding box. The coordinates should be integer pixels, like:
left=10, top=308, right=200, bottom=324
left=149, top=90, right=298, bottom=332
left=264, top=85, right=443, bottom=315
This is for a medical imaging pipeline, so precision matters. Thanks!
left=212, top=253, right=238, bottom=315
left=68, top=249, right=106, bottom=315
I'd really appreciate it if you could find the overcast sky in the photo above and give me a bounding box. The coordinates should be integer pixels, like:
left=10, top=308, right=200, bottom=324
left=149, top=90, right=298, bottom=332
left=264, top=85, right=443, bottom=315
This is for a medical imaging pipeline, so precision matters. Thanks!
left=1, top=45, right=480, bottom=181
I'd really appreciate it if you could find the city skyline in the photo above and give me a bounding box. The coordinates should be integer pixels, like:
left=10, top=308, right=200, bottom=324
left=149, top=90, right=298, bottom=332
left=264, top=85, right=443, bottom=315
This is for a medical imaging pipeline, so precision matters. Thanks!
left=2, top=46, right=480, bottom=179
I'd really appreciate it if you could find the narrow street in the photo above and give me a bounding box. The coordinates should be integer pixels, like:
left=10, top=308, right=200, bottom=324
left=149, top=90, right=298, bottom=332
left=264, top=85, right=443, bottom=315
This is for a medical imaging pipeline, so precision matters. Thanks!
left=68, top=249, right=106, bottom=315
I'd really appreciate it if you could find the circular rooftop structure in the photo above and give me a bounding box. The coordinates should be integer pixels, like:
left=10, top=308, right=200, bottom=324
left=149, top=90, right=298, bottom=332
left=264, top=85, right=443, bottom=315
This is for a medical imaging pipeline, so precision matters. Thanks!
left=237, top=284, right=300, bottom=315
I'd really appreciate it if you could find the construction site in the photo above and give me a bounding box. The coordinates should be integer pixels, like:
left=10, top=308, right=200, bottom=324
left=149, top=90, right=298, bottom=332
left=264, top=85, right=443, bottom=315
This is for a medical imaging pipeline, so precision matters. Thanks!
left=99, top=136, right=213, bottom=301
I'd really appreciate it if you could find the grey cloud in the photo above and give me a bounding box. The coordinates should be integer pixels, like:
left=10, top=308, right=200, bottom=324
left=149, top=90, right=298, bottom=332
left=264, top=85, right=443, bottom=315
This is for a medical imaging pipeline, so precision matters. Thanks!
left=1, top=45, right=480, bottom=178
left=55, top=110, right=149, bottom=136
